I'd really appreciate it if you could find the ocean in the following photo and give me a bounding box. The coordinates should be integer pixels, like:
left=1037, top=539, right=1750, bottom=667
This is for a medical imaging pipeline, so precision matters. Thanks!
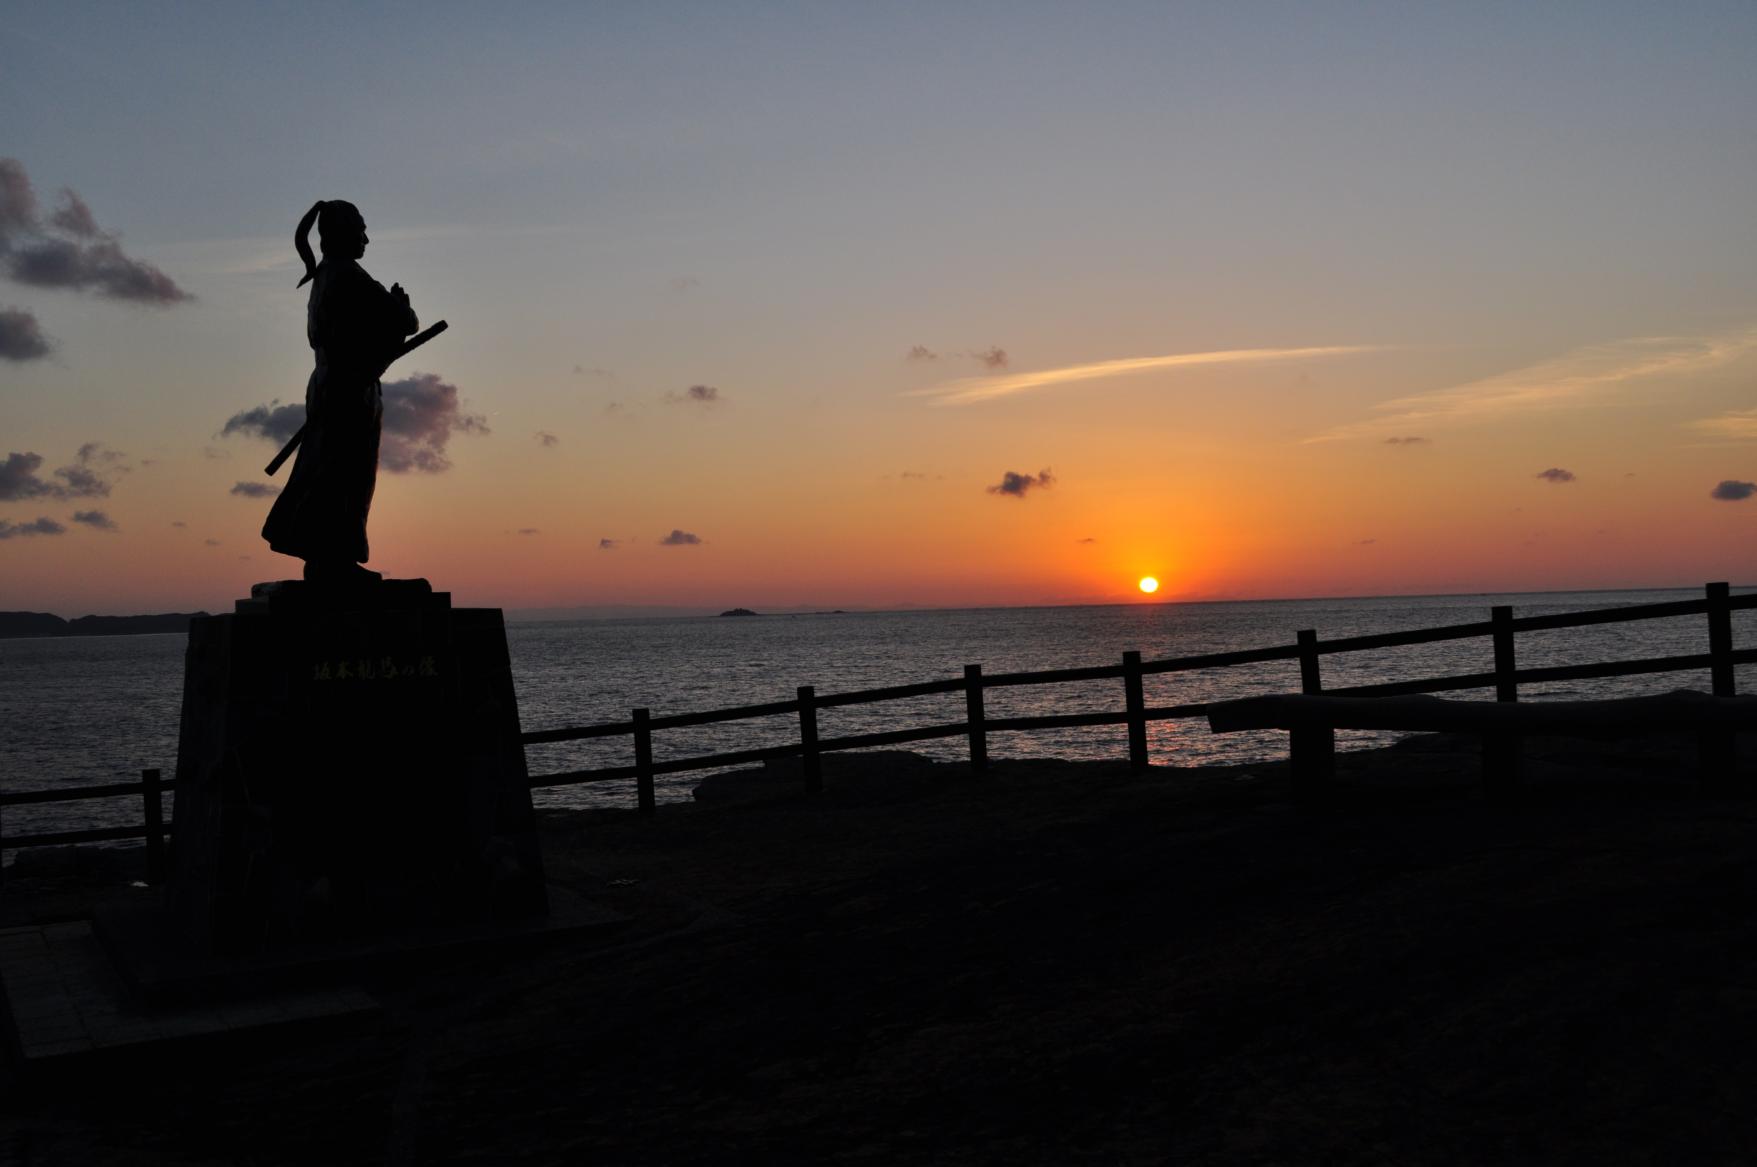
left=3, top=586, right=1753, bottom=841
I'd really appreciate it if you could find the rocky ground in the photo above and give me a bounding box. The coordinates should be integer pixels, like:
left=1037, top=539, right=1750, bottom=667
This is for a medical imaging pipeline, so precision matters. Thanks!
left=5, top=734, right=1757, bottom=1165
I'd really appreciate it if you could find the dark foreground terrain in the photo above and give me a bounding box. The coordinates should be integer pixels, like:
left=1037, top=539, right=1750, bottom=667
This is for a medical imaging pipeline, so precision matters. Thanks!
left=6, top=734, right=1757, bottom=1164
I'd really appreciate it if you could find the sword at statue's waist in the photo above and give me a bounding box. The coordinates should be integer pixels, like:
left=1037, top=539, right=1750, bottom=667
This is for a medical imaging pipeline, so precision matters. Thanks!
left=264, top=319, right=449, bottom=476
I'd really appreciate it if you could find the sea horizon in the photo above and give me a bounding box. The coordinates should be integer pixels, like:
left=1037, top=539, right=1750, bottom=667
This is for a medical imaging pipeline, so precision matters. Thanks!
left=496, top=579, right=1757, bottom=624
left=4, top=578, right=1752, bottom=637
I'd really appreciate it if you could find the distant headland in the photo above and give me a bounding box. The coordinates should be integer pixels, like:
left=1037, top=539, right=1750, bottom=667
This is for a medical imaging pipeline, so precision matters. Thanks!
left=0, top=611, right=208, bottom=640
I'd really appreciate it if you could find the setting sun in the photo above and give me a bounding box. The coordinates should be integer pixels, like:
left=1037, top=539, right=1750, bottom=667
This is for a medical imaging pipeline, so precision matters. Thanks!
left=1138, top=576, right=1159, bottom=594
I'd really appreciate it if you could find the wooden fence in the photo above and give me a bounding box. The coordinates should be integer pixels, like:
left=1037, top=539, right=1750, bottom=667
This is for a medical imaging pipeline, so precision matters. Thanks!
left=5, top=582, right=1754, bottom=882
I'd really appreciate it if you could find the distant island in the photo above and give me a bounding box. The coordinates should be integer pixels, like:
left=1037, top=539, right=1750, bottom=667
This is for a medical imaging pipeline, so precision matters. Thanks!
left=0, top=611, right=208, bottom=640
left=718, top=608, right=760, bottom=618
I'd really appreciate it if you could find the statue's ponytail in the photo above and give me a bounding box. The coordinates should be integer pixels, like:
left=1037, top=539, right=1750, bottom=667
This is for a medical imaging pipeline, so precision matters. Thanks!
left=294, top=200, right=324, bottom=288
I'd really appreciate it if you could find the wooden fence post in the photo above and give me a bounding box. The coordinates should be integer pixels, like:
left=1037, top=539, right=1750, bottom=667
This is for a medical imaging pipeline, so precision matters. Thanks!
left=1484, top=605, right=1522, bottom=800
left=142, top=767, right=166, bottom=885
left=1703, top=582, right=1736, bottom=790
left=964, top=665, right=988, bottom=773
left=798, top=686, right=823, bottom=794
left=633, top=708, right=655, bottom=816
left=1292, top=630, right=1334, bottom=799
left=1123, top=651, right=1149, bottom=772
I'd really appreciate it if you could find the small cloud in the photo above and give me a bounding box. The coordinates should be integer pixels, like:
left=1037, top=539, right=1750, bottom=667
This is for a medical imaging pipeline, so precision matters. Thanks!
left=906, top=345, right=938, bottom=362
left=659, top=529, right=703, bottom=546
left=202, top=446, right=230, bottom=460
left=381, top=373, right=489, bottom=473
left=1711, top=480, right=1757, bottom=501
left=973, top=346, right=1008, bottom=370
left=603, top=401, right=624, bottom=416
left=516, top=527, right=539, bottom=535
left=203, top=538, right=221, bottom=546
left=0, top=305, right=52, bottom=360
left=0, top=516, right=65, bottom=539
left=598, top=538, right=619, bottom=551
left=229, top=481, right=281, bottom=498
left=0, top=448, right=117, bottom=500
left=573, top=365, right=614, bottom=380
left=71, top=509, right=116, bottom=530
left=1077, top=537, right=1098, bottom=544
left=78, top=443, right=126, bottom=467
left=987, top=468, right=1055, bottom=499
left=899, top=470, right=929, bottom=480
left=667, top=276, right=699, bottom=293
left=667, top=384, right=720, bottom=405
left=1383, top=436, right=1429, bottom=446
left=1535, top=468, right=1576, bottom=484
left=534, top=431, right=559, bottom=448
left=223, top=375, right=488, bottom=474
left=1357, top=538, right=1378, bottom=545
left=170, top=520, right=186, bottom=527
left=0, top=158, right=192, bottom=304
left=221, top=401, right=303, bottom=445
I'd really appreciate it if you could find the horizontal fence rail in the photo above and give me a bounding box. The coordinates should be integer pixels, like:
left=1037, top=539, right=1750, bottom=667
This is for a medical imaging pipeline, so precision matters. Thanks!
left=6, top=584, right=1755, bottom=870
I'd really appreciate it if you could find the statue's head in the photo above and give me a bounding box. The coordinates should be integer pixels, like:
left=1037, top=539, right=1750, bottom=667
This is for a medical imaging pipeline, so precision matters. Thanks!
left=317, top=201, right=367, bottom=259
left=294, top=199, right=368, bottom=287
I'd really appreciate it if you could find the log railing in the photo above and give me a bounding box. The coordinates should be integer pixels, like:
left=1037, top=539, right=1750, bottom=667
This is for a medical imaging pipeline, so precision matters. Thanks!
left=521, top=581, right=1756, bottom=807
left=5, top=583, right=1754, bottom=880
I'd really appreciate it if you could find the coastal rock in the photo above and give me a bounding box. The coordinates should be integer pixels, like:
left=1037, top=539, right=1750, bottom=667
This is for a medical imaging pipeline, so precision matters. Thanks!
left=0, top=611, right=208, bottom=639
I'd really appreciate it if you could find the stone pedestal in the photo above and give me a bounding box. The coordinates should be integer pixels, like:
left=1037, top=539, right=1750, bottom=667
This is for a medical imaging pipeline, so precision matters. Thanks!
left=163, top=578, right=547, bottom=954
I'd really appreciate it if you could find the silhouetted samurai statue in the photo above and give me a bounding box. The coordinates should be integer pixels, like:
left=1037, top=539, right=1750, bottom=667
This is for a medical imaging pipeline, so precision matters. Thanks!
left=262, top=200, right=418, bottom=584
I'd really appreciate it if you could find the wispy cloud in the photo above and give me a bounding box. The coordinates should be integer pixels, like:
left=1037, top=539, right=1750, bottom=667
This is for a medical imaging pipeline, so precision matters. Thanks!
left=1687, top=408, right=1757, bottom=442
left=914, top=346, right=1376, bottom=405
left=1313, top=328, right=1757, bottom=442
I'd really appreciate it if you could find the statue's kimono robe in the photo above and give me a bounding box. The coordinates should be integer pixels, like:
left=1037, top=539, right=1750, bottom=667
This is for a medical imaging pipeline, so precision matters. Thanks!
left=263, top=258, right=417, bottom=564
